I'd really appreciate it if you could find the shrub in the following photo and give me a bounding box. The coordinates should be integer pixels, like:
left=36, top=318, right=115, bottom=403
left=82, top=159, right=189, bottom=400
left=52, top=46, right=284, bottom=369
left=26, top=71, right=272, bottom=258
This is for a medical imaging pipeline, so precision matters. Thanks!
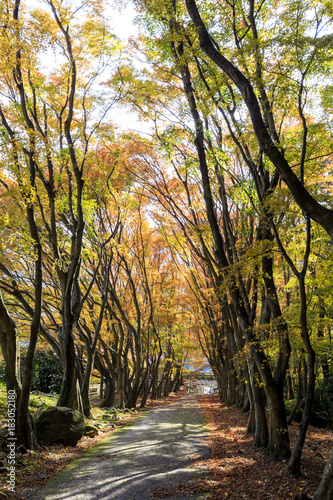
left=29, top=350, right=62, bottom=393
left=0, top=349, right=62, bottom=394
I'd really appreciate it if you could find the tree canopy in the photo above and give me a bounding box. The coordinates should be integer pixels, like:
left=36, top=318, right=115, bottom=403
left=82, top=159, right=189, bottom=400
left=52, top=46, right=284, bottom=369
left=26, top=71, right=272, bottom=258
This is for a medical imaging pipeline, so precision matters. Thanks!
left=1, top=0, right=333, bottom=497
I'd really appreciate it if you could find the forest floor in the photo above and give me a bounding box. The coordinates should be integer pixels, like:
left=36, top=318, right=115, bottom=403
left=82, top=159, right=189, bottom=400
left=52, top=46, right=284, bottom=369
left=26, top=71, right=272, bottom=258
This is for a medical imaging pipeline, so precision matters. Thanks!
left=195, top=394, right=333, bottom=499
left=0, top=390, right=332, bottom=499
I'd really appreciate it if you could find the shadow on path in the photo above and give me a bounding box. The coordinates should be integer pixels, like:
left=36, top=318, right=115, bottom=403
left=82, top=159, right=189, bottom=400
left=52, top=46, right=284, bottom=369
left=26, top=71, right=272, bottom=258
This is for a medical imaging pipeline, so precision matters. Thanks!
left=28, top=393, right=211, bottom=499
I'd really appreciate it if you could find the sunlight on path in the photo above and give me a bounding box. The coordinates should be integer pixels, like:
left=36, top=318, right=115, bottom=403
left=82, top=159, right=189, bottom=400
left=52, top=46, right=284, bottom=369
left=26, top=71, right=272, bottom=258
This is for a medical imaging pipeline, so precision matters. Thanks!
left=28, top=394, right=211, bottom=500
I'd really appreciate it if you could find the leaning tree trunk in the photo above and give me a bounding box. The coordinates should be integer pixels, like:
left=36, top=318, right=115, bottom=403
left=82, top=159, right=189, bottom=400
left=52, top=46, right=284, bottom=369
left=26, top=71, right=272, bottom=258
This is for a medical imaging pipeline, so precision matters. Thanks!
left=79, top=267, right=110, bottom=417
left=0, top=0, right=44, bottom=451
left=185, top=0, right=333, bottom=242
left=312, top=450, right=333, bottom=500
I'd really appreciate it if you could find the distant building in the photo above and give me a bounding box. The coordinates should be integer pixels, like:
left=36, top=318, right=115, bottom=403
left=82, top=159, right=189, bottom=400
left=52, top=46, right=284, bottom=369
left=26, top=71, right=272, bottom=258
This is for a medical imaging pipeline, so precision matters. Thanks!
left=196, top=379, right=218, bottom=394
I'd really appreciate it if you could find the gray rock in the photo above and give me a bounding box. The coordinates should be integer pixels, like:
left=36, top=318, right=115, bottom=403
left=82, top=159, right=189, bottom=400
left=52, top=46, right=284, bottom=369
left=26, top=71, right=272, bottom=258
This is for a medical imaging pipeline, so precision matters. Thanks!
left=33, top=406, right=85, bottom=446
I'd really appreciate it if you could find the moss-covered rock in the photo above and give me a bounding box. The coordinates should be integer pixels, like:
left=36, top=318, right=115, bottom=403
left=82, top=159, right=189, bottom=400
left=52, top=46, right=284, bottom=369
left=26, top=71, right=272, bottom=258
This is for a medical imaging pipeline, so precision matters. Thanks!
left=33, top=406, right=85, bottom=446
left=84, top=423, right=99, bottom=438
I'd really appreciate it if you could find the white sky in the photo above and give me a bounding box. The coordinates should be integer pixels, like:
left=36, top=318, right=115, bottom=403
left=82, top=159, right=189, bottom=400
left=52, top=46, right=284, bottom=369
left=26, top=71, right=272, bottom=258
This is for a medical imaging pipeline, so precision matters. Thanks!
left=105, top=2, right=153, bottom=135
left=108, top=1, right=139, bottom=41
left=27, top=0, right=151, bottom=135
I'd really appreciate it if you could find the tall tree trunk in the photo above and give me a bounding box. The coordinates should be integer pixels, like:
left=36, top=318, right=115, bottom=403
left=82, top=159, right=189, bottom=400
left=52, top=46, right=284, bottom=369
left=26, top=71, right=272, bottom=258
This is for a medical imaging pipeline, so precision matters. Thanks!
left=118, top=364, right=125, bottom=409
left=285, top=374, right=294, bottom=400
left=250, top=363, right=268, bottom=448
left=0, top=292, right=22, bottom=400
left=0, top=292, right=38, bottom=449
left=288, top=272, right=316, bottom=475
left=100, top=372, right=116, bottom=408
left=94, top=353, right=116, bottom=408
left=226, top=344, right=238, bottom=406
left=312, top=450, right=333, bottom=500
left=57, top=317, right=83, bottom=412
left=81, top=345, right=94, bottom=418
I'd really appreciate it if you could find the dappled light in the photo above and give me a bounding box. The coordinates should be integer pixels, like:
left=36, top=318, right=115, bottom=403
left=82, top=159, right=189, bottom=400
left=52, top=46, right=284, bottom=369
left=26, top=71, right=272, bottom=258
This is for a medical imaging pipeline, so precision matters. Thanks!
left=0, top=0, right=333, bottom=498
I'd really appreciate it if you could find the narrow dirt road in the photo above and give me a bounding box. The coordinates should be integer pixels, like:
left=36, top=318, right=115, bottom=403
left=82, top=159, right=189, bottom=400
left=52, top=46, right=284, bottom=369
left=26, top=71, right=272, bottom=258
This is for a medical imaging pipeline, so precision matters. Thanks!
left=28, top=393, right=211, bottom=500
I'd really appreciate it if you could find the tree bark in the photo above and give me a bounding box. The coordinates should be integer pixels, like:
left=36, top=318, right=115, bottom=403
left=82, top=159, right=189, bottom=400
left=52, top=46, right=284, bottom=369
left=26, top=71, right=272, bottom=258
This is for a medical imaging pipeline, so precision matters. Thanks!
left=0, top=292, right=22, bottom=399
left=312, top=450, right=333, bottom=500
left=250, top=363, right=268, bottom=448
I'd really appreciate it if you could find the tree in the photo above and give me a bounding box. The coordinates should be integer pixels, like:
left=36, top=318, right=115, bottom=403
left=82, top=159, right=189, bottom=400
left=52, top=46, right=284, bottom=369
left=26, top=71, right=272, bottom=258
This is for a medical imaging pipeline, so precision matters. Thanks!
left=184, top=0, right=333, bottom=240
left=0, top=0, right=123, bottom=415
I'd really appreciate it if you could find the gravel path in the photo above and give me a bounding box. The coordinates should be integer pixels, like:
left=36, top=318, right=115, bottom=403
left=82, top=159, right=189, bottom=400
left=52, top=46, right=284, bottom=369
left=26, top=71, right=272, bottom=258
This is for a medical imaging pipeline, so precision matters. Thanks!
left=28, top=393, right=211, bottom=499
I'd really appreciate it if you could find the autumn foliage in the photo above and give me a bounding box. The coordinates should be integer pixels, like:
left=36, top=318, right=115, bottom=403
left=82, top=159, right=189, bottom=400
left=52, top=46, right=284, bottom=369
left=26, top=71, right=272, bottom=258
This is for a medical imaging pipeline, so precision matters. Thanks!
left=0, top=0, right=333, bottom=498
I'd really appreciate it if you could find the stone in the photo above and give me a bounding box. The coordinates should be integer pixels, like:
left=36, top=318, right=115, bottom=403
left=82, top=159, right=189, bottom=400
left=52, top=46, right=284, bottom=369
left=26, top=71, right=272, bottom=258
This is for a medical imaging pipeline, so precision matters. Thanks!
left=17, top=444, right=28, bottom=454
left=33, top=406, right=85, bottom=446
left=84, top=423, right=99, bottom=438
